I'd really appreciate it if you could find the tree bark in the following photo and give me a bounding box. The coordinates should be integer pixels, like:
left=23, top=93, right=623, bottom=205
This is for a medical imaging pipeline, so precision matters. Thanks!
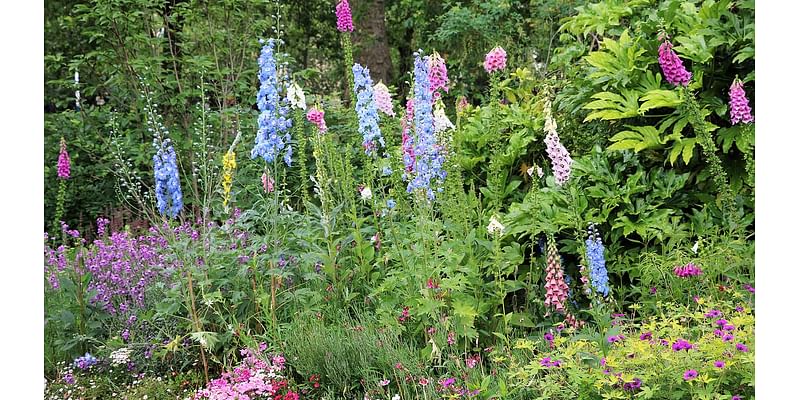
left=351, top=0, right=393, bottom=85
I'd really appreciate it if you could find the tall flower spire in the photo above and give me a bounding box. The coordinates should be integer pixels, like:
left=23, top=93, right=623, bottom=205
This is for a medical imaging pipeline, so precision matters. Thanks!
left=427, top=51, right=449, bottom=99
left=335, top=0, right=354, bottom=32
left=585, top=224, right=610, bottom=297
left=729, top=79, right=753, bottom=125
left=252, top=39, right=293, bottom=166
left=408, top=51, right=447, bottom=200
left=543, top=99, right=573, bottom=186
left=544, top=236, right=569, bottom=314
left=658, top=38, right=692, bottom=87
left=57, top=137, right=71, bottom=180
left=353, top=63, right=384, bottom=155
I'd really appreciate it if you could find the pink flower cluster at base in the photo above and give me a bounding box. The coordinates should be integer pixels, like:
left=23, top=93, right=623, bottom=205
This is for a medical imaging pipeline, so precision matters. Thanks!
left=193, top=346, right=296, bottom=400
left=306, top=107, right=328, bottom=133
left=673, top=262, right=702, bottom=278
left=658, top=40, right=692, bottom=87
left=58, top=137, right=71, bottom=179
left=335, top=0, right=354, bottom=32
left=544, top=238, right=569, bottom=313
left=728, top=79, right=753, bottom=125
left=483, top=46, right=507, bottom=73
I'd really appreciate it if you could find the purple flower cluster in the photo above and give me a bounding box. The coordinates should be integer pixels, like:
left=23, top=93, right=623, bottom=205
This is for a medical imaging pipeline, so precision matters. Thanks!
left=673, top=262, right=702, bottom=278
left=683, top=369, right=698, bottom=381
left=658, top=39, right=692, bottom=87
left=401, top=99, right=415, bottom=173
left=623, top=378, right=642, bottom=391
left=672, top=338, right=694, bottom=351
left=73, top=353, right=97, bottom=370
left=81, top=221, right=170, bottom=316
left=540, top=357, right=562, bottom=368
left=729, top=79, right=753, bottom=125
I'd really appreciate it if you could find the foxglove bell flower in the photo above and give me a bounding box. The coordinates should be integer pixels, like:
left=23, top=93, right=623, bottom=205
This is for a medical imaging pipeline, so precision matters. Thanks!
left=487, top=215, right=504, bottom=235
left=729, top=79, right=753, bottom=125
left=57, top=137, right=71, bottom=179
left=373, top=81, right=395, bottom=116
left=287, top=82, right=307, bottom=110
left=306, top=106, right=328, bottom=133
left=543, top=100, right=573, bottom=186
left=335, top=0, right=354, bottom=32
left=252, top=39, right=293, bottom=166
left=353, top=63, right=384, bottom=155
left=484, top=46, right=507, bottom=73
left=545, top=237, right=569, bottom=313
left=427, top=52, right=449, bottom=99
left=658, top=39, right=692, bottom=87
left=433, top=104, right=455, bottom=133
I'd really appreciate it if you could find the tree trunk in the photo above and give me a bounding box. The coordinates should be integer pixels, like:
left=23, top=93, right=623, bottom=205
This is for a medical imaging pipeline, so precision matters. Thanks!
left=351, top=0, right=393, bottom=85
